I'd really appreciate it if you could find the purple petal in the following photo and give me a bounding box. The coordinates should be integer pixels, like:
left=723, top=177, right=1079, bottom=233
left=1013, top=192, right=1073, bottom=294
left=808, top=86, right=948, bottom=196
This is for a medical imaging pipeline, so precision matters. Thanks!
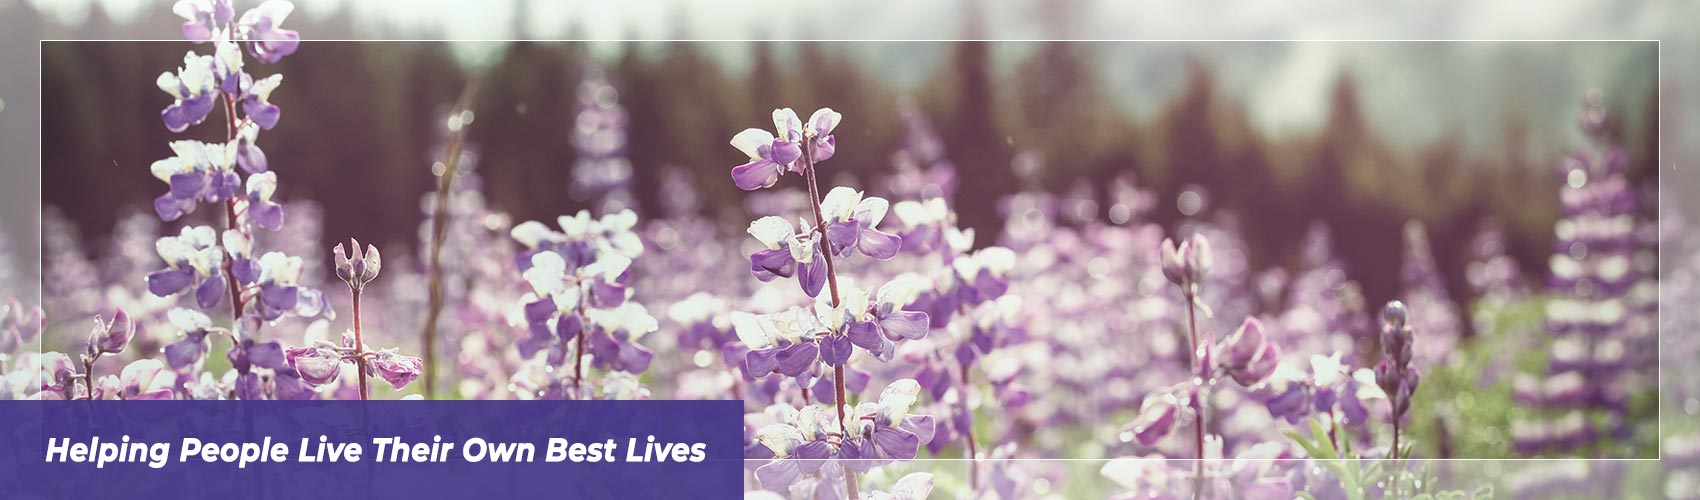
left=555, top=314, right=583, bottom=342
left=750, top=248, right=795, bottom=281
left=731, top=160, right=781, bottom=191
left=249, top=201, right=284, bottom=231
left=744, top=348, right=780, bottom=377
left=243, top=98, right=281, bottom=130
left=231, top=257, right=261, bottom=284
left=163, top=335, right=208, bottom=369
left=153, top=193, right=197, bottom=221
left=775, top=342, right=819, bottom=377
left=237, top=142, right=268, bottom=173
left=872, top=427, right=920, bottom=460
left=195, top=273, right=227, bottom=309
left=754, top=459, right=801, bottom=492
left=819, top=335, right=852, bottom=367
left=813, top=136, right=836, bottom=162
left=247, top=340, right=287, bottom=370
left=591, top=281, right=626, bottom=308
left=146, top=267, right=195, bottom=297
left=900, top=415, right=936, bottom=445
left=169, top=172, right=207, bottom=198
left=234, top=372, right=264, bottom=400
left=877, top=310, right=929, bottom=341
left=272, top=374, right=316, bottom=400
left=523, top=299, right=556, bottom=325
left=249, top=29, right=300, bottom=63
left=825, top=221, right=860, bottom=257
left=846, top=321, right=882, bottom=352
left=858, top=228, right=902, bottom=260
left=797, top=257, right=826, bottom=298
left=767, top=141, right=802, bottom=169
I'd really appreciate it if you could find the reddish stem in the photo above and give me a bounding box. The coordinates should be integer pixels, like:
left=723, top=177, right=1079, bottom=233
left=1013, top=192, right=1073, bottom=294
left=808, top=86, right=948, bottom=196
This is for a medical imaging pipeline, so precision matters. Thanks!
left=800, top=143, right=856, bottom=500
left=1185, top=294, right=1205, bottom=500
left=353, top=289, right=369, bottom=400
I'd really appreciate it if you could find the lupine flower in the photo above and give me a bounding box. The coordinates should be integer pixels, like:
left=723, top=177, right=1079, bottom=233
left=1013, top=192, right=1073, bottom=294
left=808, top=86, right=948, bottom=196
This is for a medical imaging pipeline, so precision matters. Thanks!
left=235, top=0, right=300, bottom=63
left=156, top=52, right=219, bottom=132
left=149, top=141, right=239, bottom=220
left=729, top=116, right=804, bottom=190
left=172, top=0, right=234, bottom=43
left=746, top=216, right=827, bottom=297
left=286, top=342, right=341, bottom=386
left=819, top=187, right=901, bottom=260
left=240, top=170, right=284, bottom=230
left=735, top=308, right=825, bottom=378
left=1374, top=301, right=1420, bottom=424
left=145, top=226, right=228, bottom=308
left=86, top=308, right=135, bottom=356
left=162, top=308, right=214, bottom=369
left=366, top=349, right=424, bottom=389
left=333, top=238, right=382, bottom=289
left=233, top=74, right=284, bottom=129
left=1160, top=234, right=1212, bottom=298
left=114, top=359, right=176, bottom=400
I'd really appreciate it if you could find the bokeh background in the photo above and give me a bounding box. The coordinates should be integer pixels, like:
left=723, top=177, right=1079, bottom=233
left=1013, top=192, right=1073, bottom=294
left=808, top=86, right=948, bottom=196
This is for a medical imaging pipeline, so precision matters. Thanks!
left=39, top=39, right=1657, bottom=334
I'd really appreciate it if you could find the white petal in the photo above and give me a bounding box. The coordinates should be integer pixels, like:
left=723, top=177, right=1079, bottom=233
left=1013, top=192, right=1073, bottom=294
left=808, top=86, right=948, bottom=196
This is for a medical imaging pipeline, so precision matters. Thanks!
left=855, top=196, right=890, bottom=227
left=249, top=74, right=282, bottom=101
left=819, top=186, right=861, bottom=220
left=729, top=128, right=773, bottom=159
left=156, top=72, right=183, bottom=99
left=167, top=308, right=212, bottom=332
left=509, top=220, right=555, bottom=249
left=746, top=216, right=794, bottom=250
left=770, top=108, right=802, bottom=142
left=806, top=107, right=842, bottom=138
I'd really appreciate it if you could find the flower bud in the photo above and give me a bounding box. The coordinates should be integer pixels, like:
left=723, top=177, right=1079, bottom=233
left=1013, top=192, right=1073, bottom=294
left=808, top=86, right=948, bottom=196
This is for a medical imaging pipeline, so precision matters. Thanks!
left=1222, top=316, right=1267, bottom=369
left=1127, top=394, right=1179, bottom=447
left=88, top=308, right=136, bottom=356
left=333, top=238, right=382, bottom=288
left=286, top=345, right=342, bottom=387
left=1159, top=234, right=1212, bottom=295
left=367, top=350, right=423, bottom=390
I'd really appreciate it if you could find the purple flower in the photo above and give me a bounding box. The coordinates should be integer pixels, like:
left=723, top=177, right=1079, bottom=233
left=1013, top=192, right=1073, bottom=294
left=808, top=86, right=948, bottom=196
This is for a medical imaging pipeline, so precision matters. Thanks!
left=161, top=308, right=214, bottom=369
left=172, top=0, right=234, bottom=43
left=242, top=171, right=284, bottom=230
left=86, top=308, right=135, bottom=356
left=1161, top=234, right=1212, bottom=297
left=1221, top=317, right=1281, bottom=386
left=746, top=216, right=827, bottom=297
left=728, top=110, right=805, bottom=190
left=149, top=141, right=240, bottom=221
left=287, top=343, right=342, bottom=386
left=236, top=0, right=300, bottom=63
left=819, top=187, right=902, bottom=260
left=145, top=226, right=228, bottom=308
left=116, top=360, right=175, bottom=400
left=733, top=309, right=825, bottom=378
left=802, top=108, right=842, bottom=162
left=1126, top=388, right=1183, bottom=447
left=156, top=52, right=219, bottom=132
left=232, top=73, right=284, bottom=130
left=366, top=350, right=423, bottom=390
left=332, top=238, right=382, bottom=288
